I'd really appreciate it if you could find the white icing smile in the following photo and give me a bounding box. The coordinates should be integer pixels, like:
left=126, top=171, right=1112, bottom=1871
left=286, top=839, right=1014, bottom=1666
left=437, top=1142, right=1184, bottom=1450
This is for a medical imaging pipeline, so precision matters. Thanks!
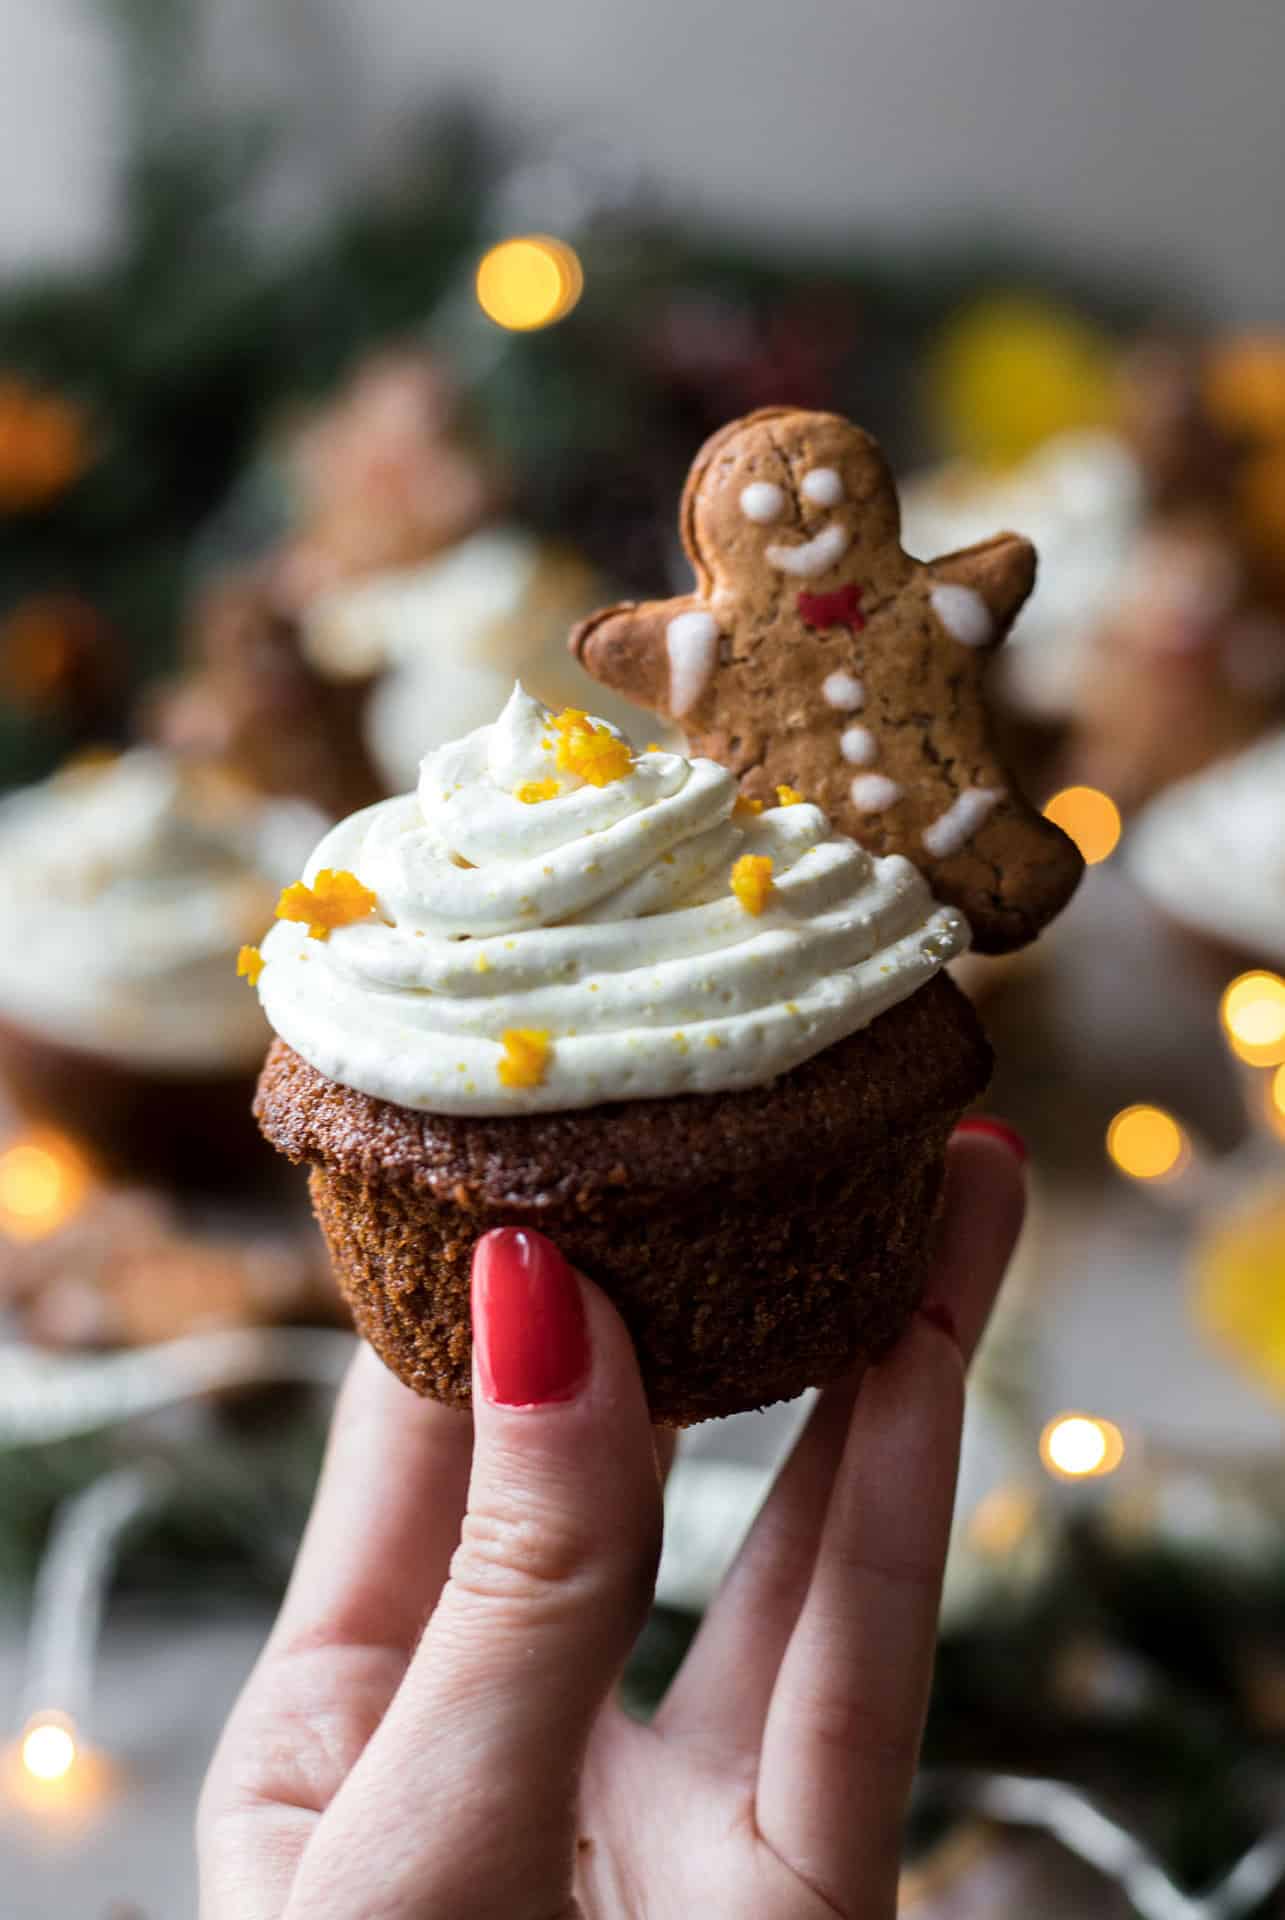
left=765, top=522, right=851, bottom=578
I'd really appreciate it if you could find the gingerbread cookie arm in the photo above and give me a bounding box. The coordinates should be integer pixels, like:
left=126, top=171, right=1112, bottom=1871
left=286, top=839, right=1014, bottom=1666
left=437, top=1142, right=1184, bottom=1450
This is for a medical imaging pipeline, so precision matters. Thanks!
left=927, top=533, right=1037, bottom=648
left=570, top=594, right=718, bottom=723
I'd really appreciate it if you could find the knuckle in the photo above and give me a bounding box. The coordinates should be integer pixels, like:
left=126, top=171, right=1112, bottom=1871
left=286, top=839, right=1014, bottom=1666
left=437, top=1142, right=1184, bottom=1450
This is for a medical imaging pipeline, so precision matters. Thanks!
left=448, top=1486, right=658, bottom=1626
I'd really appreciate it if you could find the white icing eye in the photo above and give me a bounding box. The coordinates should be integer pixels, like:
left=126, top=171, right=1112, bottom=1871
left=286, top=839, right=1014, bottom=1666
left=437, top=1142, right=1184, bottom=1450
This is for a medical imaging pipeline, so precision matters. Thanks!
left=801, top=467, right=844, bottom=507
left=739, top=481, right=786, bottom=524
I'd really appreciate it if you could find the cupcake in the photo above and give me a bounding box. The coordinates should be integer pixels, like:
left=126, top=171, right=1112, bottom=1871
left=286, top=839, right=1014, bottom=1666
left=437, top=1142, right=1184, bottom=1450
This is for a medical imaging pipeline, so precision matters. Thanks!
left=252, top=684, right=988, bottom=1424
left=155, top=569, right=385, bottom=821
left=301, top=523, right=665, bottom=792
left=0, top=749, right=325, bottom=1183
left=1062, top=340, right=1285, bottom=810
left=273, top=347, right=507, bottom=609
left=1066, top=513, right=1285, bottom=811
left=1128, top=728, right=1285, bottom=969
left=153, top=348, right=505, bottom=817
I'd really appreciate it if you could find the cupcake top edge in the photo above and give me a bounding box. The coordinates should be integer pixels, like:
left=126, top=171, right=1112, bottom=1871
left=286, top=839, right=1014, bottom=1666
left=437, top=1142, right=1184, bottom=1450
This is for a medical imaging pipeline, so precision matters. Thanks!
left=254, top=682, right=970, bottom=1116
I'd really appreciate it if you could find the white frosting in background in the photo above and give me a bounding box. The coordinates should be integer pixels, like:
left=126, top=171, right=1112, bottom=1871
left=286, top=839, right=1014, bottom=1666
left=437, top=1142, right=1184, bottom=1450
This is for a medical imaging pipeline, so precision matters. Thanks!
left=766, top=523, right=851, bottom=578
left=666, top=608, right=720, bottom=715
left=1128, top=731, right=1285, bottom=961
left=801, top=466, right=844, bottom=506
left=739, top=481, right=785, bottom=523
left=257, top=686, right=969, bottom=1115
left=922, top=787, right=1004, bottom=859
left=300, top=524, right=671, bottom=789
left=930, top=583, right=994, bottom=649
left=822, top=670, right=864, bottom=711
left=901, top=430, right=1144, bottom=719
left=0, top=752, right=325, bottom=1071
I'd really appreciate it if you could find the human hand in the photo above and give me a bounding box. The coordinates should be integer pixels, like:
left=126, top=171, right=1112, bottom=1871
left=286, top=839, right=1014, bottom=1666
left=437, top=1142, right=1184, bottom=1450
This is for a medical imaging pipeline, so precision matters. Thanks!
left=199, top=1122, right=1025, bottom=1919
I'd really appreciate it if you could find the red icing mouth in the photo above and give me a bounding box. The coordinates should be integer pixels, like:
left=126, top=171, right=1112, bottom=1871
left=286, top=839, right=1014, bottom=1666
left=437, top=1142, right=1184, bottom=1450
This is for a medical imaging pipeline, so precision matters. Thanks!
left=797, top=584, right=865, bottom=633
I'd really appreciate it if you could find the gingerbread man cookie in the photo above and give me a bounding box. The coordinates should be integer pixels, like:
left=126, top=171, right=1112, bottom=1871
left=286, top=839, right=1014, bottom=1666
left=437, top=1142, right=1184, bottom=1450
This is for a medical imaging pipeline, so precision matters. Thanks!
left=571, top=407, right=1082, bottom=951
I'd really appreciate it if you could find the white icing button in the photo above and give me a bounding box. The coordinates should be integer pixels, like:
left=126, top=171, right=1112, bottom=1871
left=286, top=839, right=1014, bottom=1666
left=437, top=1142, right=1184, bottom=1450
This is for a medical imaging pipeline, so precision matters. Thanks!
left=822, top=670, right=864, bottom=711
left=930, top=583, right=994, bottom=648
left=849, top=774, right=902, bottom=814
left=840, top=724, right=878, bottom=766
left=801, top=466, right=844, bottom=506
left=921, top=786, right=1004, bottom=858
left=665, top=609, right=720, bottom=717
left=739, top=481, right=785, bottom=524
left=765, top=523, right=851, bottom=578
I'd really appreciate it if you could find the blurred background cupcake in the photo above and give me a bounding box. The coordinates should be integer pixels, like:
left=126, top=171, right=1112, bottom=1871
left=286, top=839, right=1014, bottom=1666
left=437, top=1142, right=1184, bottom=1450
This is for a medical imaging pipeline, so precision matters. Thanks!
left=0, top=748, right=325, bottom=1184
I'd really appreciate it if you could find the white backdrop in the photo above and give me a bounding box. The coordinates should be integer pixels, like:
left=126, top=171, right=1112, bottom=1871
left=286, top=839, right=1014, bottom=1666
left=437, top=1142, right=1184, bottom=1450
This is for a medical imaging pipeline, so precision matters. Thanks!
left=2, top=0, right=1284, bottom=311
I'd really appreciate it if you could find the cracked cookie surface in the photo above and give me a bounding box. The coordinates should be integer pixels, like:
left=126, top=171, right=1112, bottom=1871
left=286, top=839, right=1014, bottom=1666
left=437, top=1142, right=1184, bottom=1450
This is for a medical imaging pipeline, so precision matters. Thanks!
left=571, top=406, right=1082, bottom=952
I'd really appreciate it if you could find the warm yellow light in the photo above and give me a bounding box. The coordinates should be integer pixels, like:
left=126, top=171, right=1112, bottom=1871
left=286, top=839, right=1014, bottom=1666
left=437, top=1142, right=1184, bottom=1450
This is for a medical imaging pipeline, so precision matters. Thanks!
left=1221, top=971, right=1285, bottom=1066
left=0, top=1130, right=93, bottom=1240
left=1042, top=786, right=1122, bottom=866
left=1106, top=1104, right=1189, bottom=1182
left=1269, top=1064, right=1285, bottom=1140
left=22, top=1718, right=76, bottom=1783
left=475, top=236, right=584, bottom=332
left=1040, top=1413, right=1125, bottom=1481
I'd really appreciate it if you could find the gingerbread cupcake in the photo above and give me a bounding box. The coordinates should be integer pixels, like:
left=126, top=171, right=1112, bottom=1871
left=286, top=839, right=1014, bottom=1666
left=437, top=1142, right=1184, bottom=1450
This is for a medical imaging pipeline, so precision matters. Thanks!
left=153, top=348, right=506, bottom=817
left=252, top=684, right=989, bottom=1423
left=0, top=749, right=324, bottom=1183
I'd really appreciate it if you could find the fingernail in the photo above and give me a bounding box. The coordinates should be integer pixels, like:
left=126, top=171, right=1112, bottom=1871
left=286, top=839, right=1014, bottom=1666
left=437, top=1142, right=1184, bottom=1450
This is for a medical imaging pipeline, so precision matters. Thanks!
left=472, top=1229, right=589, bottom=1409
left=953, top=1116, right=1029, bottom=1164
left=918, top=1299, right=961, bottom=1347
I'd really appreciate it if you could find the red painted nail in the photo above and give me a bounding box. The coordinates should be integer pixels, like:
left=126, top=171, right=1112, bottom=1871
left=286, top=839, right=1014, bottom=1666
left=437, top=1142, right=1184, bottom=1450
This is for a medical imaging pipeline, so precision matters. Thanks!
left=953, top=1116, right=1029, bottom=1164
left=918, top=1299, right=961, bottom=1347
left=472, top=1229, right=589, bottom=1409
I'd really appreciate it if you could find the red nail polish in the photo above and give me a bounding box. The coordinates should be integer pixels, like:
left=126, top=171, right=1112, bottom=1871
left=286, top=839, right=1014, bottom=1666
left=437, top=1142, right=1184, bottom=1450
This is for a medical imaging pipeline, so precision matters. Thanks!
left=918, top=1299, right=961, bottom=1347
left=953, top=1116, right=1029, bottom=1164
left=472, top=1229, right=589, bottom=1409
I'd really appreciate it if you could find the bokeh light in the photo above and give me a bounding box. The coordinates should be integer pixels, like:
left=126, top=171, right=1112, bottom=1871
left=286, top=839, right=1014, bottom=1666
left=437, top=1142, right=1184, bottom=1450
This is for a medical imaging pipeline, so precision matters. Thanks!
left=1220, top=971, right=1285, bottom=1066
left=1040, top=1413, right=1126, bottom=1481
left=1269, top=1063, right=1285, bottom=1140
left=0, top=1129, right=94, bottom=1240
left=1106, top=1104, right=1189, bottom=1182
left=966, top=1484, right=1038, bottom=1557
left=21, top=1717, right=76, bottom=1784
left=475, top=236, right=584, bottom=331
left=1042, top=786, right=1122, bottom=866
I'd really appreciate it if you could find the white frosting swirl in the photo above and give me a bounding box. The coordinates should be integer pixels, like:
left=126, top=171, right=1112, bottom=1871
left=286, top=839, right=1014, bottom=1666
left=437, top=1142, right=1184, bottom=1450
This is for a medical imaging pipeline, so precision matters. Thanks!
left=1128, top=730, right=1285, bottom=961
left=257, top=686, right=969, bottom=1114
left=0, top=752, right=325, bottom=1071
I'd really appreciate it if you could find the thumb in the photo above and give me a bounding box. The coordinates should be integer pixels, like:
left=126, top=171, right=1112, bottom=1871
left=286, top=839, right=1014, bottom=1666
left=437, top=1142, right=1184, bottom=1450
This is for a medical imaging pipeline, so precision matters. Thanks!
left=289, top=1229, right=663, bottom=1920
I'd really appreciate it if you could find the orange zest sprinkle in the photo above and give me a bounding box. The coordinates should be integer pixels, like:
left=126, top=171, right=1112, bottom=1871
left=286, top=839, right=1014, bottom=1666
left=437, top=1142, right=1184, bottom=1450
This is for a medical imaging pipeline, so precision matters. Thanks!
left=276, top=868, right=379, bottom=941
left=551, top=707, right=634, bottom=787
left=731, top=854, right=775, bottom=916
left=498, top=1028, right=552, bottom=1089
left=515, top=777, right=559, bottom=804
left=775, top=784, right=805, bottom=807
left=733, top=795, right=764, bottom=818
left=236, top=944, right=265, bottom=985
left=645, top=741, right=662, bottom=752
